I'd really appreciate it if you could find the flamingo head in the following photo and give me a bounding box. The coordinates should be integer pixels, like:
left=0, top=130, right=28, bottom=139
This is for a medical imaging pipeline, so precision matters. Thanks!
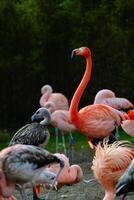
left=41, top=84, right=53, bottom=94
left=71, top=47, right=91, bottom=58
left=31, top=108, right=51, bottom=126
left=128, top=109, right=134, bottom=120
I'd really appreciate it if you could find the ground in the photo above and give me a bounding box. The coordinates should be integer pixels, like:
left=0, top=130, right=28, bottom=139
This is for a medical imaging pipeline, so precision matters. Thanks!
left=14, top=148, right=134, bottom=200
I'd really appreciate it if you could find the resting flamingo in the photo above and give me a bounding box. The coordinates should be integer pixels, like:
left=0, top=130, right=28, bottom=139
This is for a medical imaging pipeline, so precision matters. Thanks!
left=39, top=84, right=69, bottom=112
left=91, top=140, right=134, bottom=200
left=69, top=47, right=128, bottom=148
left=44, top=153, right=83, bottom=190
left=0, top=144, right=64, bottom=200
left=94, top=89, right=134, bottom=111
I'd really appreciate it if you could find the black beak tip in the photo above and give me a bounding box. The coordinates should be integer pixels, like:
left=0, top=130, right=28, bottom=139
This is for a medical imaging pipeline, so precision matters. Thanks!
left=71, top=50, right=75, bottom=59
left=60, top=160, right=65, bottom=168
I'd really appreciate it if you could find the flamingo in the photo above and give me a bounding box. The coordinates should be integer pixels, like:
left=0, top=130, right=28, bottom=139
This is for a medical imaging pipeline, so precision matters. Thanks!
left=121, top=109, right=134, bottom=137
left=115, top=109, right=134, bottom=144
left=32, top=108, right=76, bottom=161
left=39, top=84, right=69, bottom=112
left=91, top=140, right=134, bottom=200
left=69, top=47, right=128, bottom=148
left=9, top=108, right=51, bottom=200
left=39, top=84, right=71, bottom=154
left=116, top=159, right=134, bottom=198
left=0, top=144, right=64, bottom=200
left=44, top=153, right=83, bottom=190
left=9, top=108, right=51, bottom=147
left=94, top=89, right=134, bottom=111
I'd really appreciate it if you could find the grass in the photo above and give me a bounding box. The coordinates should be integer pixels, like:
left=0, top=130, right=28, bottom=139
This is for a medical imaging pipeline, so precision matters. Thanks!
left=0, top=127, right=89, bottom=152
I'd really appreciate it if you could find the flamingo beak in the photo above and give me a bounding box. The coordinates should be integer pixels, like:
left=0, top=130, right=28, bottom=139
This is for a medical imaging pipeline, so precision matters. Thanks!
left=31, top=114, right=37, bottom=122
left=71, top=50, right=76, bottom=59
left=88, top=140, right=95, bottom=149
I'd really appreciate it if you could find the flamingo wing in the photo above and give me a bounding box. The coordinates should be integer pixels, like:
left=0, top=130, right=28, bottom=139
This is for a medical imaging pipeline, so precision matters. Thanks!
left=9, top=123, right=50, bottom=147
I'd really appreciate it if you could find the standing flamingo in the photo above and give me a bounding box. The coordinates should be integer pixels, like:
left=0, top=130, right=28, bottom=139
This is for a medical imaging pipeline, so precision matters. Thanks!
left=39, top=84, right=72, bottom=154
left=94, top=89, right=134, bottom=111
left=0, top=144, right=64, bottom=200
left=32, top=108, right=76, bottom=161
left=91, top=140, right=134, bottom=200
left=69, top=47, right=128, bottom=147
left=9, top=108, right=51, bottom=147
left=116, top=159, right=134, bottom=197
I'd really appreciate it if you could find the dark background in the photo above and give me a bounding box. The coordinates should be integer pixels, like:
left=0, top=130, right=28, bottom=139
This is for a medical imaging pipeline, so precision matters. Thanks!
left=0, top=0, right=133, bottom=130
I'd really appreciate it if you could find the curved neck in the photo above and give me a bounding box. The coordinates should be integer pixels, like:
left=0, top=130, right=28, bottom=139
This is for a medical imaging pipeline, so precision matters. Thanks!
left=69, top=55, right=92, bottom=120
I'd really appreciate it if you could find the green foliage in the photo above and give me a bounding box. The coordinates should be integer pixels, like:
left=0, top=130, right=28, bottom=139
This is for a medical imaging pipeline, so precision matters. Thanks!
left=0, top=0, right=133, bottom=129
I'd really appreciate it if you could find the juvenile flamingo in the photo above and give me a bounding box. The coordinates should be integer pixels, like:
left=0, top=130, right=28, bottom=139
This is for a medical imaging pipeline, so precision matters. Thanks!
left=70, top=47, right=128, bottom=147
left=116, top=159, right=134, bottom=197
left=0, top=144, right=64, bottom=200
left=91, top=140, right=134, bottom=200
left=32, top=107, right=76, bottom=161
left=44, top=153, right=83, bottom=190
left=9, top=108, right=51, bottom=147
left=94, top=89, right=134, bottom=111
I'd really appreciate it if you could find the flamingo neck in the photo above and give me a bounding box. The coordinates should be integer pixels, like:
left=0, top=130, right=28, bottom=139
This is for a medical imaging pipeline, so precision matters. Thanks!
left=69, top=55, right=92, bottom=122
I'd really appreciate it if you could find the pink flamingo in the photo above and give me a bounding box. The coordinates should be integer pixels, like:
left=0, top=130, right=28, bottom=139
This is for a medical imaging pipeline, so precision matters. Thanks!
left=39, top=84, right=69, bottom=112
left=69, top=47, right=128, bottom=148
left=121, top=109, right=134, bottom=137
left=94, top=89, right=134, bottom=110
left=91, top=140, right=134, bottom=200
left=39, top=84, right=71, bottom=154
left=0, top=144, right=64, bottom=200
left=44, top=153, right=83, bottom=190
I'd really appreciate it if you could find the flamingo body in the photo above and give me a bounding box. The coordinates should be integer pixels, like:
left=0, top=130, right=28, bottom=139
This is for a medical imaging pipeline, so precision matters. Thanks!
left=92, top=141, right=134, bottom=200
left=94, top=89, right=134, bottom=110
left=73, top=104, right=127, bottom=139
left=40, top=85, right=69, bottom=112
left=9, top=123, right=50, bottom=147
left=45, top=153, right=83, bottom=189
left=50, top=110, right=76, bottom=133
left=0, top=144, right=64, bottom=198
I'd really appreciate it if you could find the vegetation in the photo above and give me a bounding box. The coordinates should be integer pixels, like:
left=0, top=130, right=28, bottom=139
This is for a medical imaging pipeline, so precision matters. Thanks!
left=0, top=128, right=89, bottom=152
left=0, top=0, right=133, bottom=130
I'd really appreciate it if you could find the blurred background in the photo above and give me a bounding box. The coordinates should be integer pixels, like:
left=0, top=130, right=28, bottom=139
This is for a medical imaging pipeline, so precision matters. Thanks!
left=0, top=0, right=133, bottom=131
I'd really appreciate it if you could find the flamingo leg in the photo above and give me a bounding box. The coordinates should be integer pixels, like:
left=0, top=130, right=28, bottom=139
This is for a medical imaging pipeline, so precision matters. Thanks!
left=17, top=185, right=28, bottom=200
left=45, top=160, right=64, bottom=200
left=121, top=194, right=127, bottom=200
left=69, top=133, right=75, bottom=163
left=55, top=127, right=59, bottom=153
left=61, top=131, right=67, bottom=155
